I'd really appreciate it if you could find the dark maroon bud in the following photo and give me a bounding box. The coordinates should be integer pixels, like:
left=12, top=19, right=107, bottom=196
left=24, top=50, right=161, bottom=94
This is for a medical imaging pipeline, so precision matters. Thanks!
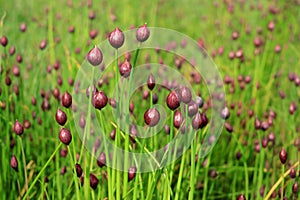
left=23, top=120, right=31, bottom=129
left=37, top=117, right=43, bottom=126
left=9, top=45, right=16, bottom=56
left=39, top=39, right=47, bottom=50
left=254, top=37, right=262, bottom=47
left=147, top=73, right=155, bottom=90
left=236, top=151, right=242, bottom=160
left=90, top=174, right=99, bottom=190
left=87, top=46, right=103, bottom=66
left=20, top=22, right=27, bottom=32
left=75, top=163, right=83, bottom=177
left=68, top=78, right=74, bottom=86
left=289, top=102, right=297, bottom=114
left=152, top=93, right=158, bottom=104
left=97, top=152, right=106, bottom=167
left=279, top=148, right=287, bottom=164
left=174, top=110, right=183, bottom=129
left=60, top=148, right=68, bottom=157
left=129, top=101, right=134, bottom=113
left=5, top=75, right=11, bottom=86
left=228, top=51, right=235, bottom=59
left=178, top=86, right=192, bottom=104
left=110, top=129, right=116, bottom=140
left=237, top=75, right=243, bottom=83
left=89, top=29, right=98, bottom=39
left=290, top=168, right=296, bottom=178
left=44, top=176, right=49, bottom=183
left=110, top=13, right=117, bottom=22
left=235, top=49, right=243, bottom=59
left=194, top=96, right=204, bottom=108
left=192, top=112, right=201, bottom=129
left=136, top=24, right=150, bottom=42
left=89, top=11, right=95, bottom=20
left=175, top=58, right=183, bottom=69
left=166, top=90, right=180, bottom=110
left=62, top=92, right=72, bottom=108
left=199, top=113, right=209, bottom=128
left=130, top=124, right=138, bottom=142
left=79, top=114, right=86, bottom=129
left=12, top=65, right=20, bottom=77
left=59, top=128, right=72, bottom=145
left=124, top=51, right=131, bottom=60
left=295, top=77, right=300, bottom=86
left=0, top=35, right=8, bottom=47
left=259, top=186, right=265, bottom=197
left=187, top=101, right=198, bottom=117
left=119, top=60, right=132, bottom=78
left=14, top=120, right=24, bottom=135
left=68, top=26, right=75, bottom=33
left=292, top=182, right=299, bottom=194
left=41, top=99, right=51, bottom=111
left=144, top=108, right=160, bottom=127
left=279, top=90, right=285, bottom=99
left=224, top=122, right=233, bottom=133
left=244, top=76, right=251, bottom=83
left=269, top=110, right=276, bottom=119
left=98, top=79, right=103, bottom=88
left=108, top=27, right=124, bottom=49
left=10, top=155, right=18, bottom=172
left=75, top=47, right=81, bottom=54
left=288, top=73, right=295, bottom=81
left=254, top=118, right=261, bottom=129
left=210, top=170, right=218, bottom=178
left=40, top=89, right=46, bottom=98
left=277, top=187, right=285, bottom=198
left=86, top=85, right=98, bottom=98
left=93, top=138, right=101, bottom=152
left=164, top=125, right=170, bottom=134
left=53, top=88, right=60, bottom=100
left=267, top=21, right=275, bottom=31
left=274, top=45, right=281, bottom=53
left=56, top=109, right=67, bottom=126
left=270, top=190, right=276, bottom=198
left=128, top=166, right=137, bottom=182
left=220, top=107, right=230, bottom=119
left=254, top=143, right=260, bottom=153
left=46, top=65, right=52, bottom=73
left=12, top=85, right=18, bottom=96
left=261, top=137, right=268, bottom=148
left=231, top=31, right=239, bottom=40
left=294, top=138, right=299, bottom=147
left=92, top=91, right=108, bottom=110
left=260, top=121, right=269, bottom=131
left=236, top=194, right=246, bottom=200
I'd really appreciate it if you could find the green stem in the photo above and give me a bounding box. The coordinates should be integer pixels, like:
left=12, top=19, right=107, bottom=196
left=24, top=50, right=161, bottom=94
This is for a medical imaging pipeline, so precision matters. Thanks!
left=18, top=137, right=28, bottom=199
left=280, top=165, right=284, bottom=200
left=79, top=67, right=95, bottom=161
left=133, top=45, right=140, bottom=68
left=188, top=138, right=196, bottom=200
left=257, top=132, right=265, bottom=197
left=23, top=143, right=62, bottom=200
left=243, top=161, right=249, bottom=200
left=174, top=148, right=186, bottom=200
left=66, top=109, right=80, bottom=200
left=113, top=49, right=121, bottom=200
left=202, top=153, right=211, bottom=200
left=98, top=111, right=113, bottom=200
left=80, top=66, right=95, bottom=200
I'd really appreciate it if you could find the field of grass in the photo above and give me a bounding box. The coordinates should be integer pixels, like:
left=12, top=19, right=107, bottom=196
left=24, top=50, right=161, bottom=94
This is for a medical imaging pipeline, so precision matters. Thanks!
left=0, top=0, right=299, bottom=199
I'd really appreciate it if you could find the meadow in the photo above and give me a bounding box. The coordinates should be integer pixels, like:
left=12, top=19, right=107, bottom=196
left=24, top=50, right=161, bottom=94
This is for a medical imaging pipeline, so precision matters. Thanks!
left=0, top=0, right=299, bottom=199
